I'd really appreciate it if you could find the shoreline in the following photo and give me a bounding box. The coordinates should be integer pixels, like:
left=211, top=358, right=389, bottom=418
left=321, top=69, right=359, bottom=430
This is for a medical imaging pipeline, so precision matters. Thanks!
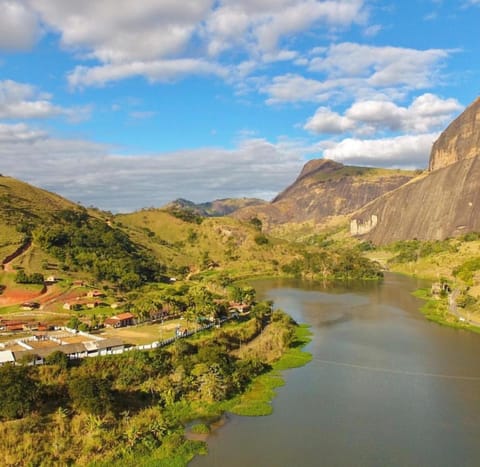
left=185, top=323, right=313, bottom=465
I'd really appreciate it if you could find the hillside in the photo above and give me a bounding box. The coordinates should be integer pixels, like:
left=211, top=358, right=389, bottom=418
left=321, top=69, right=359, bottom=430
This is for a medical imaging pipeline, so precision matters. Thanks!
left=0, top=175, right=81, bottom=260
left=232, top=159, right=417, bottom=239
left=351, top=95, right=480, bottom=245
left=164, top=197, right=267, bottom=217
left=115, top=208, right=298, bottom=280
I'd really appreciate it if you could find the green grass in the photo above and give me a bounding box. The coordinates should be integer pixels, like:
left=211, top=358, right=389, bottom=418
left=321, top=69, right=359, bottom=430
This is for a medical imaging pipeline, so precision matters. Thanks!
left=413, top=288, right=480, bottom=334
left=225, top=324, right=312, bottom=416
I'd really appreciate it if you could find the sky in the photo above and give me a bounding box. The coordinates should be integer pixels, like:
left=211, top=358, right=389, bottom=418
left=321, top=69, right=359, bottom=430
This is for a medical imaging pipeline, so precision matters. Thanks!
left=0, top=0, right=479, bottom=212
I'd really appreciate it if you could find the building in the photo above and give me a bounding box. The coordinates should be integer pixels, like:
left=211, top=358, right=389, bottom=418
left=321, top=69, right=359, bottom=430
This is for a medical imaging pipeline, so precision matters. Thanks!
left=104, top=312, right=135, bottom=328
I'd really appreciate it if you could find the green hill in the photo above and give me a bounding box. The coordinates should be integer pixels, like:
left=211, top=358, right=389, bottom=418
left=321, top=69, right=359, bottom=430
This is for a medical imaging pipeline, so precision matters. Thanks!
left=0, top=175, right=81, bottom=260
left=115, top=208, right=298, bottom=280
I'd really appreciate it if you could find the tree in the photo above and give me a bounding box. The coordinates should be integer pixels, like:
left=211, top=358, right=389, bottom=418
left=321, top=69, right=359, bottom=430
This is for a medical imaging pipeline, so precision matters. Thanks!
left=45, top=350, right=69, bottom=369
left=68, top=375, right=113, bottom=415
left=249, top=217, right=263, bottom=231
left=0, top=366, right=38, bottom=419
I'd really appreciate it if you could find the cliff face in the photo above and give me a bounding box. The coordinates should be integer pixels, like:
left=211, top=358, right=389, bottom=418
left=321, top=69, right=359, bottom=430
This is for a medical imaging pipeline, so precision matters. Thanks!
left=429, top=97, right=480, bottom=171
left=351, top=157, right=480, bottom=243
left=351, top=95, right=480, bottom=244
left=233, top=159, right=416, bottom=232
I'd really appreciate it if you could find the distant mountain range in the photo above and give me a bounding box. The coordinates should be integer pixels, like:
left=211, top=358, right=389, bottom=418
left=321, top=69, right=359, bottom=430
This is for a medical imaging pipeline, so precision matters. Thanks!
left=163, top=197, right=266, bottom=217
left=231, top=159, right=417, bottom=237
left=2, top=95, right=480, bottom=253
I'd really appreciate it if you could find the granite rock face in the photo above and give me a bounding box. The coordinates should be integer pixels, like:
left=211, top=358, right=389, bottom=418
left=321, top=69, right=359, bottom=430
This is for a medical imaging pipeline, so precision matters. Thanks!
left=351, top=157, right=480, bottom=244
left=351, top=96, right=480, bottom=244
left=233, top=159, right=415, bottom=232
left=429, top=97, right=480, bottom=171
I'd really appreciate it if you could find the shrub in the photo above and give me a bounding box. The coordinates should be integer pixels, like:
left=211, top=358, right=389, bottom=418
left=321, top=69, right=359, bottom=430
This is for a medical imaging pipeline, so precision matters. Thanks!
left=254, top=234, right=269, bottom=245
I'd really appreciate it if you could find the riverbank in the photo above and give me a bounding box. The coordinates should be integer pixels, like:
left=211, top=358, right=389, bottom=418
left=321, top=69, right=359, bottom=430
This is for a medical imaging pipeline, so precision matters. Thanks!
left=181, top=324, right=313, bottom=465
left=413, top=288, right=480, bottom=334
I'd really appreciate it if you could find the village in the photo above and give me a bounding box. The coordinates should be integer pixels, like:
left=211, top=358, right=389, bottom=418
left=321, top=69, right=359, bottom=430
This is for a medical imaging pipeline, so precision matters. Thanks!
left=0, top=274, right=252, bottom=366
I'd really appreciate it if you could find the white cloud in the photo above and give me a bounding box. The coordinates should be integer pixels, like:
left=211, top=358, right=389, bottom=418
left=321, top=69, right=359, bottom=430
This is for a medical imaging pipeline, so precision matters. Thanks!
left=30, top=0, right=214, bottom=63
left=0, top=1, right=40, bottom=50
left=262, top=43, right=451, bottom=105
left=263, top=74, right=337, bottom=104
left=0, top=124, right=305, bottom=211
left=304, top=107, right=355, bottom=133
left=27, top=0, right=366, bottom=86
left=0, top=122, right=47, bottom=143
left=363, top=24, right=382, bottom=37
left=68, top=59, right=227, bottom=88
left=324, top=133, right=438, bottom=168
left=309, top=42, right=449, bottom=88
left=0, top=80, right=90, bottom=121
left=304, top=93, right=463, bottom=135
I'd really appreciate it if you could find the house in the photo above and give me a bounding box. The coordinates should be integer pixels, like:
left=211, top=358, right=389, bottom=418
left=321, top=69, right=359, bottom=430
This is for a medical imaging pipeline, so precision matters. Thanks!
left=87, top=290, right=105, bottom=298
left=83, top=338, right=125, bottom=356
left=45, top=276, right=58, bottom=284
left=228, top=302, right=251, bottom=313
left=21, top=302, right=40, bottom=311
left=104, top=312, right=135, bottom=328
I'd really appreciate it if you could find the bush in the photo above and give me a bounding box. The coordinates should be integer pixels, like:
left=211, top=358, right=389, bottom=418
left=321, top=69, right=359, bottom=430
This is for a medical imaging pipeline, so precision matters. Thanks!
left=254, top=234, right=269, bottom=245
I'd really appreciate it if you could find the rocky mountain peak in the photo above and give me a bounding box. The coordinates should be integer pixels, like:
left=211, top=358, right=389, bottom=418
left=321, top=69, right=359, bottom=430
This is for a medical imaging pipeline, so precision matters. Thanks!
left=296, top=158, right=344, bottom=181
left=429, top=96, right=480, bottom=171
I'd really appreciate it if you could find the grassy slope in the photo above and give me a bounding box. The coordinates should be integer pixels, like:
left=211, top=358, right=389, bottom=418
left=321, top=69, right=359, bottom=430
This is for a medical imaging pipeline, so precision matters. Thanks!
left=116, top=209, right=300, bottom=279
left=0, top=175, right=100, bottom=268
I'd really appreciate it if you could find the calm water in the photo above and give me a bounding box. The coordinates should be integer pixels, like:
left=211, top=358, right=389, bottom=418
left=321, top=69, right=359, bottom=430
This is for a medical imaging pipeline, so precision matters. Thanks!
left=191, top=273, right=480, bottom=467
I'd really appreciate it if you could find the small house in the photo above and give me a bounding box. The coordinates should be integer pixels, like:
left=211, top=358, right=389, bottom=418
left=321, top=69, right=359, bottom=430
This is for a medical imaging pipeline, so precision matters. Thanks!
left=104, top=312, right=135, bottom=328
left=21, top=302, right=40, bottom=311
left=87, top=290, right=105, bottom=298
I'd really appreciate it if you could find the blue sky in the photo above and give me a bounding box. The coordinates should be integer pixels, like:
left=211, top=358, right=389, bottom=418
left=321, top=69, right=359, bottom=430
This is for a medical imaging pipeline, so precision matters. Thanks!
left=0, top=0, right=479, bottom=211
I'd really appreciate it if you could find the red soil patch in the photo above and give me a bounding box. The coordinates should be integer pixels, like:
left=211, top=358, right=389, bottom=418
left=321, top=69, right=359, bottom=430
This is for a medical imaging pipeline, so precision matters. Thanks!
left=0, top=288, right=43, bottom=306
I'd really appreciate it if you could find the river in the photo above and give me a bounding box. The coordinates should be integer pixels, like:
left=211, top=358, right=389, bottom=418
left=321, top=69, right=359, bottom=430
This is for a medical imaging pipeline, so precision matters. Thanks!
left=191, top=273, right=480, bottom=467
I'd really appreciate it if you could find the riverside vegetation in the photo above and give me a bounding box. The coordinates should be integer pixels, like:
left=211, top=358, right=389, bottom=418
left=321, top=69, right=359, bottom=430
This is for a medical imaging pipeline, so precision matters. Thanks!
left=0, top=303, right=311, bottom=466
left=363, top=234, right=480, bottom=332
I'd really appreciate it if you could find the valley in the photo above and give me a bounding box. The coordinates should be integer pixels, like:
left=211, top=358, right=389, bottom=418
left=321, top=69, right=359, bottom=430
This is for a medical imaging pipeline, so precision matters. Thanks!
left=0, top=94, right=480, bottom=465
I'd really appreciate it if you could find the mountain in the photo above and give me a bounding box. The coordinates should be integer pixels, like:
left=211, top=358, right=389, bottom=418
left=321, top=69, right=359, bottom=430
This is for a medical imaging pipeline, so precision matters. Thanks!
left=429, top=97, right=480, bottom=171
left=164, top=197, right=266, bottom=217
left=351, top=96, right=480, bottom=245
left=232, top=159, right=417, bottom=238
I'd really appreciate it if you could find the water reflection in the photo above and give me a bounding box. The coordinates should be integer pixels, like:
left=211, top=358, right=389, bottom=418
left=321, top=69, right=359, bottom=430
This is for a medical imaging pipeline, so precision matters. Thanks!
left=191, top=273, right=480, bottom=467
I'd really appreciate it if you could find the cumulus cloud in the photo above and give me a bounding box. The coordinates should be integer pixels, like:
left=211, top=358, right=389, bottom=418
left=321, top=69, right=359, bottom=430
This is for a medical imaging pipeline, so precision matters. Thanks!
left=309, top=42, right=449, bottom=88
left=68, top=59, right=227, bottom=88
left=0, top=124, right=305, bottom=212
left=0, top=122, right=47, bottom=143
left=304, top=93, right=463, bottom=135
left=0, top=80, right=90, bottom=121
left=30, top=0, right=213, bottom=63
left=0, top=0, right=40, bottom=50
left=27, top=0, right=366, bottom=86
left=324, top=133, right=438, bottom=168
left=265, top=42, right=451, bottom=104
left=304, top=107, right=355, bottom=133
left=263, top=74, right=338, bottom=104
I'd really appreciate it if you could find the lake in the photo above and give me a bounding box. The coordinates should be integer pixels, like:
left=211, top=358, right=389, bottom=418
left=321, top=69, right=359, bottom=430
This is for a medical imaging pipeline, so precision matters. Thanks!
left=191, top=273, right=480, bottom=467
